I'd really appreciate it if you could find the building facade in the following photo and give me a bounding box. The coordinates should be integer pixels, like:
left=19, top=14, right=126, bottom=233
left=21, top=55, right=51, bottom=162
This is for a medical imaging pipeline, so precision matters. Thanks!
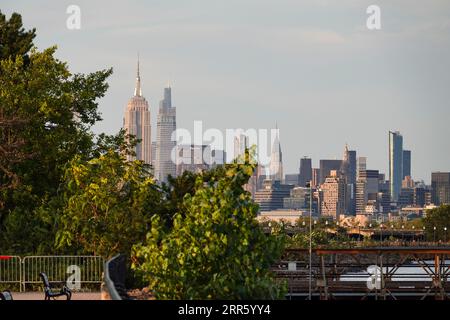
left=355, top=170, right=379, bottom=214
left=320, top=170, right=346, bottom=220
left=254, top=179, right=293, bottom=212
left=285, top=173, right=300, bottom=186
left=299, top=157, right=312, bottom=187
left=431, top=172, right=450, bottom=205
left=341, top=145, right=357, bottom=215
left=403, top=150, right=411, bottom=179
left=319, top=159, right=342, bottom=185
left=389, top=131, right=403, bottom=201
left=283, top=187, right=309, bottom=210
left=154, top=85, right=177, bottom=183
left=357, top=156, right=367, bottom=180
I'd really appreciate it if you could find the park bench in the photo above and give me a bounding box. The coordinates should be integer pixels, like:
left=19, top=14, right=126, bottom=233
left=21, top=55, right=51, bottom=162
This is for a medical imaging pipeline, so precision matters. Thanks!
left=39, top=272, right=72, bottom=300
left=0, top=290, right=13, bottom=300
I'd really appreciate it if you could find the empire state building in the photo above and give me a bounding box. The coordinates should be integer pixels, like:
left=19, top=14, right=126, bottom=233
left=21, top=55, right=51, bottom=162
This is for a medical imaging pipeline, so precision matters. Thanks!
left=123, top=59, right=152, bottom=164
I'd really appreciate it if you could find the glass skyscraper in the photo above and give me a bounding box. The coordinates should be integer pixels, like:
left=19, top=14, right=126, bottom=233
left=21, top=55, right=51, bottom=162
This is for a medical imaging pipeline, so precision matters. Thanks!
left=389, top=131, right=403, bottom=202
left=403, top=150, right=411, bottom=179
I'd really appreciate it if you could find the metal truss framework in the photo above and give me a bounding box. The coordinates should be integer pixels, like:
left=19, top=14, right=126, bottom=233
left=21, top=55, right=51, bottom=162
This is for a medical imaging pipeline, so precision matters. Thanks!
left=276, top=247, right=450, bottom=300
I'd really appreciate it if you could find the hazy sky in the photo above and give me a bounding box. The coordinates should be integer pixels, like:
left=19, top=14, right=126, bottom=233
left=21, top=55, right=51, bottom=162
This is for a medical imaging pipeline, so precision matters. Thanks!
left=2, top=0, right=450, bottom=182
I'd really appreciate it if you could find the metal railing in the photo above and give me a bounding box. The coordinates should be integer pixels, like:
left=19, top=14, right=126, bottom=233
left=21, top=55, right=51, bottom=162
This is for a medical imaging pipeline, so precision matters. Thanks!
left=0, top=256, right=22, bottom=289
left=0, top=255, right=104, bottom=292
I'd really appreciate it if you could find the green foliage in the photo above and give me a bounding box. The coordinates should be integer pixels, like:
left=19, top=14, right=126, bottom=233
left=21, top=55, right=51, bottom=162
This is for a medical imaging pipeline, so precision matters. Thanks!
left=132, top=151, right=286, bottom=299
left=153, top=166, right=228, bottom=230
left=288, top=229, right=329, bottom=248
left=0, top=11, right=112, bottom=253
left=423, top=205, right=450, bottom=241
left=56, top=150, right=159, bottom=258
left=0, top=10, right=36, bottom=63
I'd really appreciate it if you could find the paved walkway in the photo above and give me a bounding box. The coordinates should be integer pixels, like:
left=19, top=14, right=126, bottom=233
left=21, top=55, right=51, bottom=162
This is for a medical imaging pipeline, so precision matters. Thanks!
left=11, top=292, right=102, bottom=300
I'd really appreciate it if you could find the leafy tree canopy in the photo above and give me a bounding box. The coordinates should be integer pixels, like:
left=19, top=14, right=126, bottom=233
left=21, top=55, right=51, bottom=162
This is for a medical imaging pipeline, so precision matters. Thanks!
left=0, top=11, right=112, bottom=253
left=0, top=10, right=35, bottom=62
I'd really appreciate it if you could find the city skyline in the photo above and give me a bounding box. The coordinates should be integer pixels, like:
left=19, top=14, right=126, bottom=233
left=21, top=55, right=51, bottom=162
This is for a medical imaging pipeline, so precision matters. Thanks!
left=3, top=1, right=450, bottom=182
left=125, top=62, right=432, bottom=186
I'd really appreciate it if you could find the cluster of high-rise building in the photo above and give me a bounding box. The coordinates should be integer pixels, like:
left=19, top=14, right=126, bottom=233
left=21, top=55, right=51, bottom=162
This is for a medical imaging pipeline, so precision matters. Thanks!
left=122, top=60, right=450, bottom=221
left=252, top=131, right=450, bottom=225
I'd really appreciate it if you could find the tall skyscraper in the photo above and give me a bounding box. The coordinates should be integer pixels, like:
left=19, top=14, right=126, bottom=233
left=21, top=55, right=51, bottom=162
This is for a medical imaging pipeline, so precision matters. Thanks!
left=268, top=127, right=283, bottom=182
left=155, top=84, right=177, bottom=183
left=341, top=145, right=357, bottom=215
left=299, top=157, right=312, bottom=187
left=403, top=150, right=411, bottom=179
left=389, top=131, right=403, bottom=202
left=431, top=172, right=450, bottom=205
left=341, top=146, right=357, bottom=186
left=123, top=59, right=151, bottom=164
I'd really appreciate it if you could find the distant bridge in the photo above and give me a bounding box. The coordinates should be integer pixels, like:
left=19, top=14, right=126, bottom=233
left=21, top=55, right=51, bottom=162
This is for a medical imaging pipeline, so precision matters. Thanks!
left=275, top=247, right=450, bottom=300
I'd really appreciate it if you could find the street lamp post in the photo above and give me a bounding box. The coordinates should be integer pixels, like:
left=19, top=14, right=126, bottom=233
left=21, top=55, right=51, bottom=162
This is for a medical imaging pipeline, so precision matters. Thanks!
left=422, top=226, right=427, bottom=242
left=433, top=226, right=437, bottom=243
left=308, top=182, right=312, bottom=301
left=444, top=227, right=448, bottom=243
left=380, top=224, right=383, bottom=243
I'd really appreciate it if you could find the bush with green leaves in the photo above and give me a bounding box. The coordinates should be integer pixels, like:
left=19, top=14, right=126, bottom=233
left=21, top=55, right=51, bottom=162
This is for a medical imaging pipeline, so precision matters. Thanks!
left=56, top=150, right=159, bottom=258
left=132, top=152, right=286, bottom=299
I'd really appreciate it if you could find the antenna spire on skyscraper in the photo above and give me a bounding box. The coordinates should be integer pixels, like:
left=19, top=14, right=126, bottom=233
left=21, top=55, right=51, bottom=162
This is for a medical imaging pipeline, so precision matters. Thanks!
left=134, top=53, right=142, bottom=96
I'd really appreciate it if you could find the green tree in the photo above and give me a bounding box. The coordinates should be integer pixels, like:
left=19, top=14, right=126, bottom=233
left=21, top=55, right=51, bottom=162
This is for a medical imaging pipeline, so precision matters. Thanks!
left=132, top=151, right=286, bottom=299
left=423, top=205, right=450, bottom=241
left=0, top=10, right=36, bottom=62
left=56, top=150, right=159, bottom=258
left=0, top=10, right=36, bottom=198
left=0, top=12, right=112, bottom=253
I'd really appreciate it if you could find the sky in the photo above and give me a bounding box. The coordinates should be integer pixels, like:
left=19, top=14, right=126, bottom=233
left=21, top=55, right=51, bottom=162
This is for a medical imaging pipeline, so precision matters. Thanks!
left=2, top=0, right=450, bottom=183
